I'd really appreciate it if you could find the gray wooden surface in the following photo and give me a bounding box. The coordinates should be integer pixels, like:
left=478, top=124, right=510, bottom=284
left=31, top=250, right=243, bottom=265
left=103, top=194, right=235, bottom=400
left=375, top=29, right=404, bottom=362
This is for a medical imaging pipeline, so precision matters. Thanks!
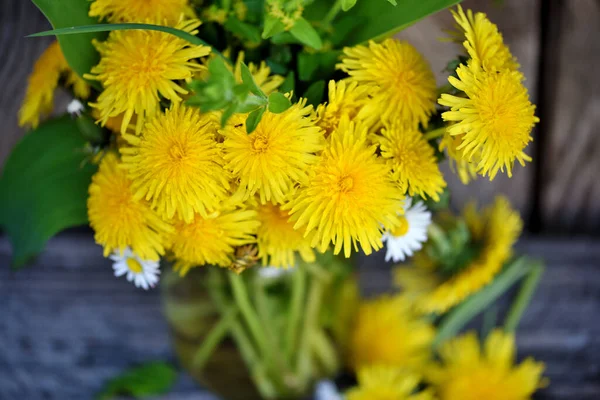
left=1, top=235, right=599, bottom=400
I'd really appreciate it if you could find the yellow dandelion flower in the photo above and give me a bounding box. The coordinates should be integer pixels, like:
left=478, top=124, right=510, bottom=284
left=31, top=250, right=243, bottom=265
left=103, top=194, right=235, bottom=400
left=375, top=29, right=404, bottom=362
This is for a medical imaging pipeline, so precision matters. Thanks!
left=288, top=119, right=403, bottom=258
left=120, top=105, right=229, bottom=223
left=170, top=207, right=259, bottom=275
left=315, top=80, right=370, bottom=136
left=439, top=61, right=538, bottom=180
left=349, top=296, right=435, bottom=372
left=376, top=122, right=446, bottom=201
left=255, top=201, right=315, bottom=268
left=347, top=366, right=435, bottom=400
left=222, top=102, right=324, bottom=204
left=87, top=153, right=172, bottom=261
left=233, top=52, right=284, bottom=95
left=439, top=131, right=478, bottom=185
left=19, top=41, right=90, bottom=128
left=395, top=197, right=522, bottom=314
left=86, top=19, right=210, bottom=134
left=452, top=5, right=520, bottom=74
left=89, top=0, right=195, bottom=25
left=338, top=39, right=437, bottom=127
left=428, top=329, right=546, bottom=400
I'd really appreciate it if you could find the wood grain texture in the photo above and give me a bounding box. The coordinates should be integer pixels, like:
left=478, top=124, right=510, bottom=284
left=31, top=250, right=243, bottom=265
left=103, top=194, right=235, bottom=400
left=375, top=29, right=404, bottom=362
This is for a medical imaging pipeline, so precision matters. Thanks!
left=1, top=235, right=599, bottom=399
left=396, top=0, right=541, bottom=216
left=539, top=0, right=600, bottom=233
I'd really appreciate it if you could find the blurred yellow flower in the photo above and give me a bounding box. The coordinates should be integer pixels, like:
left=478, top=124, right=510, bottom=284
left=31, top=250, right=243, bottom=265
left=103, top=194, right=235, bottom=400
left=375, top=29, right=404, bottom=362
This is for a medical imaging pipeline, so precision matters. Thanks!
left=120, top=105, right=229, bottom=223
left=89, top=0, right=195, bottom=25
left=338, top=39, right=436, bottom=127
left=439, top=61, right=538, bottom=180
left=395, top=197, right=522, bottom=314
left=86, top=19, right=210, bottom=134
left=427, top=329, right=546, bottom=400
left=439, top=131, right=478, bottom=185
left=288, top=119, right=403, bottom=258
left=347, top=366, right=435, bottom=400
left=170, top=207, right=259, bottom=274
left=255, top=201, right=315, bottom=268
left=377, top=122, right=446, bottom=201
left=222, top=102, right=324, bottom=205
left=87, top=153, right=172, bottom=261
left=349, top=296, right=435, bottom=372
left=19, top=41, right=89, bottom=128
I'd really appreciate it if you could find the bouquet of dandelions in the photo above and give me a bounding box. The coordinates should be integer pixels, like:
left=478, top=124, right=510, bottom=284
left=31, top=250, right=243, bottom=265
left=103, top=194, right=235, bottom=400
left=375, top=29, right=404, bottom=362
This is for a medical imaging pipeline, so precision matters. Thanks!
left=1, top=0, right=548, bottom=399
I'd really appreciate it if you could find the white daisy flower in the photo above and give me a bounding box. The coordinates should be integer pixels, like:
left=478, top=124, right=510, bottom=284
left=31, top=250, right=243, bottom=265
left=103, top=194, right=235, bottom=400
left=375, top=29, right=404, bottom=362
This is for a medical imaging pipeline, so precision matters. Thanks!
left=382, top=197, right=432, bottom=262
left=109, top=247, right=160, bottom=290
left=257, top=265, right=294, bottom=280
left=66, top=99, right=85, bottom=117
left=314, top=380, right=342, bottom=400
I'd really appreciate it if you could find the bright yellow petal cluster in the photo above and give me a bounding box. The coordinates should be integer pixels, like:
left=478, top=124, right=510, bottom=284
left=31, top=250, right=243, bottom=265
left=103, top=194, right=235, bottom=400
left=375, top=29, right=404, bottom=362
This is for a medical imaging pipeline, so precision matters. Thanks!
left=349, top=296, right=435, bottom=372
left=428, top=329, right=546, bottom=400
left=89, top=0, right=194, bottom=25
left=120, top=105, right=228, bottom=223
left=255, top=202, right=315, bottom=268
left=170, top=207, right=259, bottom=275
left=222, top=102, right=324, bottom=204
left=86, top=19, right=210, bottom=134
left=395, top=197, right=522, bottom=314
left=377, top=122, right=446, bottom=201
left=347, top=366, right=435, bottom=400
left=288, top=119, right=404, bottom=258
left=452, top=5, right=520, bottom=74
left=87, top=153, right=172, bottom=261
left=439, top=62, right=538, bottom=180
left=19, top=41, right=90, bottom=128
left=315, top=80, right=370, bottom=136
left=338, top=39, right=437, bottom=127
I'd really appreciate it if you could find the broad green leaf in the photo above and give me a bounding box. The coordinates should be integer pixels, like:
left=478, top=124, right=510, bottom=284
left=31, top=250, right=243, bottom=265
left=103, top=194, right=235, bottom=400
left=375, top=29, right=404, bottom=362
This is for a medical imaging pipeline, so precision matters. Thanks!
left=32, top=0, right=106, bottom=85
left=268, top=92, right=292, bottom=113
left=303, top=80, right=326, bottom=106
left=289, top=17, right=322, bottom=50
left=342, top=0, right=358, bottom=11
left=0, top=116, right=97, bottom=268
left=240, top=62, right=267, bottom=98
left=262, top=14, right=286, bottom=39
left=224, top=16, right=261, bottom=43
left=97, top=362, right=177, bottom=400
left=237, top=94, right=268, bottom=113
left=297, top=51, right=341, bottom=82
left=331, top=0, right=462, bottom=46
left=246, top=107, right=266, bottom=134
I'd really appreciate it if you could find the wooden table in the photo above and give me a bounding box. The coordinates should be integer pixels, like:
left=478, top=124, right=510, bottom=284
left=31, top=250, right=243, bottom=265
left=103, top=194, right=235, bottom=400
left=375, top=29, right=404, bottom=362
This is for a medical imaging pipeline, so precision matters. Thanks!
left=1, top=235, right=599, bottom=399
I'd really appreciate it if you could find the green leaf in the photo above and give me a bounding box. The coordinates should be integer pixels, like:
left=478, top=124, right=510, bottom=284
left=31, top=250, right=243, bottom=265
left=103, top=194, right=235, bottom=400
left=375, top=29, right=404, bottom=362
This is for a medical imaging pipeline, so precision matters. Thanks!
left=268, top=92, right=292, bottom=113
left=224, top=16, right=261, bottom=43
left=246, top=107, right=266, bottom=134
left=240, top=62, right=266, bottom=98
left=297, top=51, right=341, bottom=82
left=331, top=0, right=462, bottom=46
left=289, top=17, right=323, bottom=50
left=262, top=14, right=286, bottom=39
left=280, top=71, right=296, bottom=94
left=342, top=0, right=358, bottom=11
left=303, top=80, right=326, bottom=106
left=97, top=362, right=177, bottom=400
left=32, top=0, right=106, bottom=85
left=0, top=116, right=97, bottom=268
left=237, top=94, right=268, bottom=113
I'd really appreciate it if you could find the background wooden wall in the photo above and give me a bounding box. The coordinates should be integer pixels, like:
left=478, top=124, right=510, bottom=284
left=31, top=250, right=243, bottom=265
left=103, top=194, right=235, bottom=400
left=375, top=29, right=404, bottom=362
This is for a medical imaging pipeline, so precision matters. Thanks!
left=1, top=0, right=599, bottom=234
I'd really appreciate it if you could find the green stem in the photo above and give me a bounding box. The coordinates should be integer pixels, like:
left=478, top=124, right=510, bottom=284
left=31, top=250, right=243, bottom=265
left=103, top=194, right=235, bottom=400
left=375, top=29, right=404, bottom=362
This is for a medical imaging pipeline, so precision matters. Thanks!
left=504, top=262, right=544, bottom=332
left=432, top=257, right=531, bottom=348
left=481, top=304, right=498, bottom=340
left=310, top=329, right=339, bottom=375
left=427, top=222, right=451, bottom=255
left=285, top=266, right=307, bottom=365
left=323, top=0, right=343, bottom=25
left=423, top=127, right=447, bottom=141
left=192, top=305, right=238, bottom=370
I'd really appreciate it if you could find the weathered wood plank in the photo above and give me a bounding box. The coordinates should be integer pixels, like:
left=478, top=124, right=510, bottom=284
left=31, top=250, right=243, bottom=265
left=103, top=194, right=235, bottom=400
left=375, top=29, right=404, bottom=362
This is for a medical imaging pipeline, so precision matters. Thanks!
left=539, top=0, right=600, bottom=233
left=1, top=235, right=599, bottom=399
left=396, top=0, right=541, bottom=216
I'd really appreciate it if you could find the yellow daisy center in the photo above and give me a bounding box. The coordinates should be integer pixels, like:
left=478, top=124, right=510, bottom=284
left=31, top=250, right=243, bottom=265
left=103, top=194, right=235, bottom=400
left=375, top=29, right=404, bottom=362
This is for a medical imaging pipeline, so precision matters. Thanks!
left=391, top=216, right=409, bottom=237
left=126, top=257, right=144, bottom=273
